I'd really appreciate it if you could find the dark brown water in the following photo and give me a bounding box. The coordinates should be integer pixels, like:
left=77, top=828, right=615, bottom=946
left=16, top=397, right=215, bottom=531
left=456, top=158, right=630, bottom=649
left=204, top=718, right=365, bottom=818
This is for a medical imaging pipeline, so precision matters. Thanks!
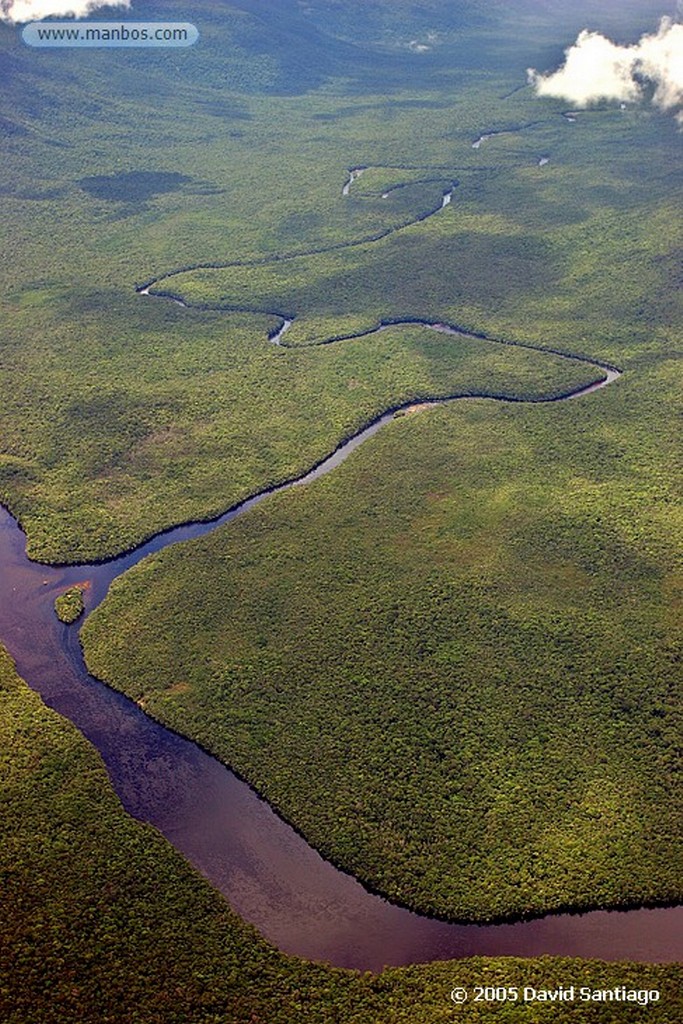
left=1, top=361, right=680, bottom=971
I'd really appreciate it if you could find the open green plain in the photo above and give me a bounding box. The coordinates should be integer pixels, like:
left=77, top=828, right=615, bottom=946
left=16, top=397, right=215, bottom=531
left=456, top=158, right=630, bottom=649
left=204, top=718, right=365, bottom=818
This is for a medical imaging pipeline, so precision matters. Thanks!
left=1, top=0, right=681, bottom=1017
left=2, top=644, right=681, bottom=1023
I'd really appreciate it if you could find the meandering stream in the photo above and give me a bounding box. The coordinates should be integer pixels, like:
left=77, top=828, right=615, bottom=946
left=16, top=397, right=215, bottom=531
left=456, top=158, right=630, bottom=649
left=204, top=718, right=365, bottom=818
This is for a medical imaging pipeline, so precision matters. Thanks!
left=3, top=134, right=680, bottom=970
left=2, top=325, right=680, bottom=969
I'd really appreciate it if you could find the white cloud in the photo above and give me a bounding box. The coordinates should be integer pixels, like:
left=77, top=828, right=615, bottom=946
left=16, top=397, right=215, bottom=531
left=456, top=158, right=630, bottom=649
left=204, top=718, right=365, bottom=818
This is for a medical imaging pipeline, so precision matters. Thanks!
left=528, top=30, right=640, bottom=105
left=527, top=16, right=683, bottom=123
left=637, top=18, right=683, bottom=115
left=0, top=0, right=129, bottom=24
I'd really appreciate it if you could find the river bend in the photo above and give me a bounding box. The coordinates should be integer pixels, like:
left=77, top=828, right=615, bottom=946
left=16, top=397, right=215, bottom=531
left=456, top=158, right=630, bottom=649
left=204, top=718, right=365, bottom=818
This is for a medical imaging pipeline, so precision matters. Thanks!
left=1, top=329, right=680, bottom=970
left=3, top=129, right=680, bottom=968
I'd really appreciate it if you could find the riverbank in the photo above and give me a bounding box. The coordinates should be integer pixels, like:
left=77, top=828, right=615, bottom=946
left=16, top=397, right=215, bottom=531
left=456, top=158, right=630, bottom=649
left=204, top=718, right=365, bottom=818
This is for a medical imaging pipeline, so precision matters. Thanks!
left=2, top=643, right=681, bottom=1023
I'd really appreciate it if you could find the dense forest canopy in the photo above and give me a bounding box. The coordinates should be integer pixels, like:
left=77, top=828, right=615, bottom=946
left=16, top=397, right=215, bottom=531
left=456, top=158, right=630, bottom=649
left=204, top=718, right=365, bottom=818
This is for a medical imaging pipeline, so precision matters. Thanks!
left=0, top=0, right=680, bottom=1019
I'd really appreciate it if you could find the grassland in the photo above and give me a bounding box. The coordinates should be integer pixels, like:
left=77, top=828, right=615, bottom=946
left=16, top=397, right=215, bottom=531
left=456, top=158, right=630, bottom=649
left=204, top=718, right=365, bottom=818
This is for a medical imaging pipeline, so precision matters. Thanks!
left=2, top=644, right=681, bottom=1023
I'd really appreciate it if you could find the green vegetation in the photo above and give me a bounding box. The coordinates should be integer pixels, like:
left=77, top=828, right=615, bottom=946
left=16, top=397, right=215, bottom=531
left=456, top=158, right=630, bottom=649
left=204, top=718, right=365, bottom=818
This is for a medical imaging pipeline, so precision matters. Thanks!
left=0, top=2, right=678, bottom=562
left=78, top=170, right=192, bottom=203
left=82, top=353, right=682, bottom=921
left=54, top=585, right=85, bottom=624
left=1, top=644, right=681, bottom=1023
left=0, top=305, right=598, bottom=563
left=0, top=0, right=680, bottom=1011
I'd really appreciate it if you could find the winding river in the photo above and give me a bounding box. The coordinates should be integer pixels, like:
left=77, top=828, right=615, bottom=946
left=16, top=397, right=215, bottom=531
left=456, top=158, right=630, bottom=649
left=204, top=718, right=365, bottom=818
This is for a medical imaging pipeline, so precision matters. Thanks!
left=2, top=320, right=681, bottom=970
left=4, top=133, right=680, bottom=970
left=342, top=166, right=367, bottom=195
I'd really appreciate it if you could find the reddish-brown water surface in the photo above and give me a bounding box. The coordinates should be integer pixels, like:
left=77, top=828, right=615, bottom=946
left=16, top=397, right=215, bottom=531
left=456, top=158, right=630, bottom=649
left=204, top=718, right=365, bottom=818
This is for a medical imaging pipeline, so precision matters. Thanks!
left=1, top=365, right=680, bottom=971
